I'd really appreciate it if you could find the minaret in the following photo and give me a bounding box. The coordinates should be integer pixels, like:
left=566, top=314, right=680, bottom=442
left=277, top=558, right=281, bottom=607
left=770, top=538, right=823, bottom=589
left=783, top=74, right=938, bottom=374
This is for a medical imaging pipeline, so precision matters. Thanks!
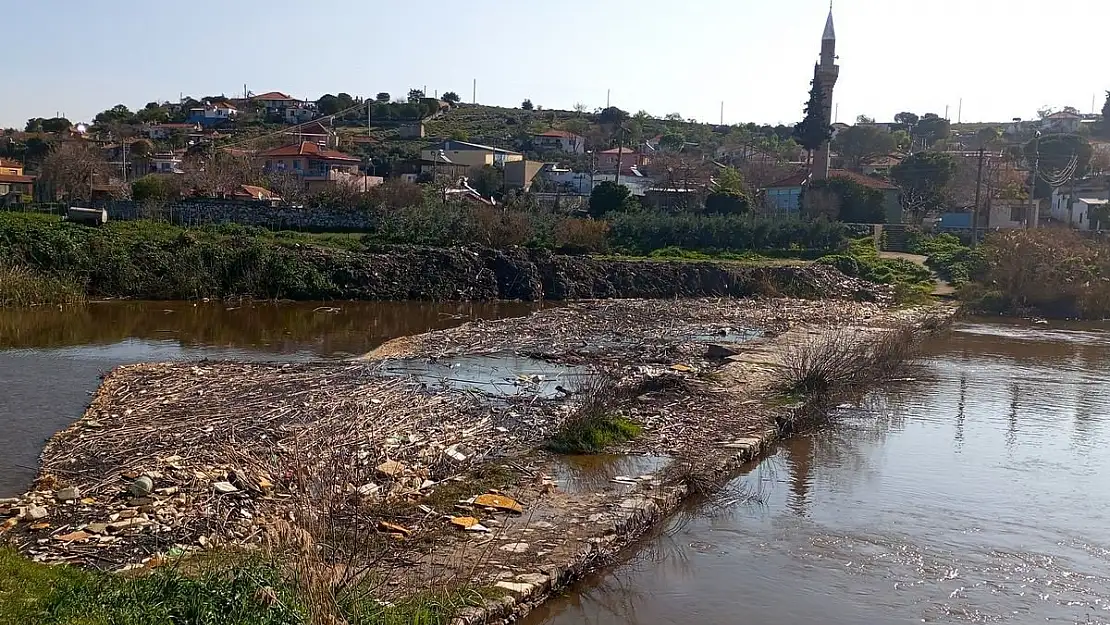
left=811, top=4, right=839, bottom=180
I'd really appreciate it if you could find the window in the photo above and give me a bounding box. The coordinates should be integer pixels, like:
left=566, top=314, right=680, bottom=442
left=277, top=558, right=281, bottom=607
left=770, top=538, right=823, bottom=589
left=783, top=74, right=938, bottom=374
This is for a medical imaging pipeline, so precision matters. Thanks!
left=265, top=160, right=272, bottom=169
left=1010, top=205, right=1025, bottom=222
left=292, top=160, right=301, bottom=170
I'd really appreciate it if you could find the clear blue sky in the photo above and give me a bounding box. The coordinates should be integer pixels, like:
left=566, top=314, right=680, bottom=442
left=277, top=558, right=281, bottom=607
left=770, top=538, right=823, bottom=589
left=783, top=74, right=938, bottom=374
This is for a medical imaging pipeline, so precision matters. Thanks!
left=7, top=0, right=1106, bottom=128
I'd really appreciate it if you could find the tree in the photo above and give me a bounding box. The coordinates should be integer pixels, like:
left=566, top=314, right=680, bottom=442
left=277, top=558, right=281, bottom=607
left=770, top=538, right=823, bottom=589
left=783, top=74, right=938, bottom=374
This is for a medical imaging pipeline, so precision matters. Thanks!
left=317, top=94, right=340, bottom=116
left=39, top=142, right=111, bottom=203
left=976, top=126, right=1003, bottom=150
left=442, top=92, right=460, bottom=105
left=131, top=174, right=182, bottom=203
left=793, top=79, right=831, bottom=159
left=856, top=114, right=875, bottom=124
left=25, top=118, right=44, bottom=133
left=336, top=93, right=355, bottom=112
left=803, top=178, right=885, bottom=223
left=1025, top=133, right=1092, bottom=198
left=471, top=165, right=503, bottom=198
left=135, top=106, right=169, bottom=124
left=705, top=167, right=751, bottom=215
left=573, top=102, right=587, bottom=115
left=834, top=125, right=896, bottom=170
left=521, top=99, right=534, bottom=111
left=376, top=92, right=391, bottom=103
left=891, top=151, right=958, bottom=215
left=129, top=139, right=154, bottom=157
left=893, top=112, right=919, bottom=127
left=659, top=131, right=685, bottom=151
left=1037, top=106, right=1055, bottom=119
left=407, top=89, right=425, bottom=103
left=598, top=107, right=629, bottom=125
left=182, top=152, right=258, bottom=198
left=915, top=113, right=950, bottom=147
left=93, top=104, right=136, bottom=126
left=1098, top=92, right=1110, bottom=138
left=663, top=113, right=684, bottom=122
left=589, top=181, right=635, bottom=218
left=891, top=129, right=911, bottom=151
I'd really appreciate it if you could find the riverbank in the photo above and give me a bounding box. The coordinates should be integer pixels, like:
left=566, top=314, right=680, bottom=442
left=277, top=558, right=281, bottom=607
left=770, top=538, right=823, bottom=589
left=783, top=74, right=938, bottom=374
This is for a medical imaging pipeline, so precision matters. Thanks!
left=0, top=213, right=883, bottom=305
left=0, top=296, right=954, bottom=624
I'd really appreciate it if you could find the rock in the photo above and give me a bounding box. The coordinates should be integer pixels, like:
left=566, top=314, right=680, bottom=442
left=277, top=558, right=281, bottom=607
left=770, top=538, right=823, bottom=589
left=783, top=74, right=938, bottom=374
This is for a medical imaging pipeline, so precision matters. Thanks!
left=443, top=444, right=473, bottom=463
left=474, top=494, right=523, bottom=514
left=107, top=518, right=150, bottom=533
left=450, top=516, right=481, bottom=530
left=355, top=483, right=380, bottom=497
left=55, top=530, right=91, bottom=543
left=375, top=460, right=406, bottom=478
left=706, top=343, right=740, bottom=359
left=212, top=482, right=238, bottom=495
left=26, top=506, right=48, bottom=521
left=55, top=487, right=80, bottom=502
left=494, top=581, right=536, bottom=597
left=515, top=572, right=551, bottom=591
left=499, top=542, right=529, bottom=553
left=377, top=521, right=411, bottom=537
left=130, top=476, right=154, bottom=498
left=85, top=523, right=109, bottom=535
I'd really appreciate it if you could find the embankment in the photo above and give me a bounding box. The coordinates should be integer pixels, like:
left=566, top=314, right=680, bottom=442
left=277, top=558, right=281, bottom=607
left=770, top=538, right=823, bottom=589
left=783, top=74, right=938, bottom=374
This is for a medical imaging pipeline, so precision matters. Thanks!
left=0, top=212, right=881, bottom=303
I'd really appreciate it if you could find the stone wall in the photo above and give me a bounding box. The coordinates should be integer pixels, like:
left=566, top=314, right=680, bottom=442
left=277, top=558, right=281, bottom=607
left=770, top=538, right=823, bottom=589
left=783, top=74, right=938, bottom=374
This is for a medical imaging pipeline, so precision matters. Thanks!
left=105, top=199, right=375, bottom=232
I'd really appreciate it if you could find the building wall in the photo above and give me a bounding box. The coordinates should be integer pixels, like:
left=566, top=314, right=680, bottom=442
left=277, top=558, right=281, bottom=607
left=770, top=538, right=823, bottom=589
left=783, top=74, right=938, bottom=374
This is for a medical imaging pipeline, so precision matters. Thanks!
left=988, top=200, right=1037, bottom=229
left=765, top=186, right=802, bottom=211
left=420, top=149, right=493, bottom=170
left=504, top=160, right=545, bottom=190
left=534, top=136, right=584, bottom=154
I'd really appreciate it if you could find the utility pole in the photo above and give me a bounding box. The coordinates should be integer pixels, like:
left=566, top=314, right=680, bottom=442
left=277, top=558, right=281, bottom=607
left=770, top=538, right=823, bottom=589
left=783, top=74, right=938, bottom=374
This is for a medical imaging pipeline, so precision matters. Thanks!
left=367, top=100, right=372, bottom=136
left=1028, top=131, right=1041, bottom=228
left=606, top=89, right=610, bottom=109
left=614, top=126, right=625, bottom=187
left=945, top=104, right=950, bottom=120
left=958, top=98, right=963, bottom=124
left=971, top=148, right=984, bottom=247
left=720, top=101, right=724, bottom=126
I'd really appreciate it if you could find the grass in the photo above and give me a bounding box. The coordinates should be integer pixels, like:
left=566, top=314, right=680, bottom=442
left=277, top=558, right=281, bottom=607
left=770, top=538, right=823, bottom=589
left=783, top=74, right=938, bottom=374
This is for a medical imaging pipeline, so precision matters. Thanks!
left=421, top=464, right=518, bottom=511
left=546, top=372, right=643, bottom=454
left=0, top=547, right=493, bottom=625
left=0, top=262, right=85, bottom=308
left=547, top=415, right=642, bottom=454
left=817, top=237, right=936, bottom=303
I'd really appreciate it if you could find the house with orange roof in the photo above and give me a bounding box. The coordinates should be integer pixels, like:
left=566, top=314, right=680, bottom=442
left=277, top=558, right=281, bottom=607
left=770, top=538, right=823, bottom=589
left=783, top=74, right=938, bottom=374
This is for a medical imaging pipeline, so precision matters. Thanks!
left=532, top=129, right=585, bottom=154
left=0, top=159, right=34, bottom=206
left=251, top=91, right=316, bottom=124
left=258, top=141, right=377, bottom=193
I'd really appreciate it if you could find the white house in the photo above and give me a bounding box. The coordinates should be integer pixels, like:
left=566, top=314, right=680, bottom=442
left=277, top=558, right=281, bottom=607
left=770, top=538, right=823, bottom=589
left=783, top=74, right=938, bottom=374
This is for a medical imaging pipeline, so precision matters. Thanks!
left=988, top=199, right=1039, bottom=229
left=1041, top=111, right=1082, bottom=134
left=1051, top=182, right=1110, bottom=230
left=532, top=130, right=585, bottom=154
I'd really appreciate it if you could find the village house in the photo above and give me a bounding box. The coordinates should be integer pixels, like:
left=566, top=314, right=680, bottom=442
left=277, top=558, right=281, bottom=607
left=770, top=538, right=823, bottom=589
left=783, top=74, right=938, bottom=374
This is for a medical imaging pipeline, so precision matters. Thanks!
left=0, top=158, right=33, bottom=206
left=282, top=120, right=334, bottom=147
left=187, top=102, right=238, bottom=128
left=258, top=141, right=379, bottom=193
left=763, top=169, right=901, bottom=223
left=420, top=140, right=523, bottom=172
left=141, top=123, right=200, bottom=141
left=251, top=92, right=316, bottom=124
left=532, top=129, right=585, bottom=154
left=1050, top=176, right=1110, bottom=230
left=133, top=151, right=185, bottom=176
left=1040, top=111, right=1083, bottom=134
left=596, top=146, right=650, bottom=174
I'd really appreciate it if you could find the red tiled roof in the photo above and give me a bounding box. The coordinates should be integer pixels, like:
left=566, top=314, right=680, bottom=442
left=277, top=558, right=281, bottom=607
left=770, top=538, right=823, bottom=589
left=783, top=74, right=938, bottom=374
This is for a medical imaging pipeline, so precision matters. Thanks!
left=0, top=174, right=35, bottom=184
left=252, top=91, right=295, bottom=101
left=259, top=141, right=360, bottom=162
left=599, top=146, right=636, bottom=154
left=285, top=121, right=331, bottom=136
left=765, top=169, right=898, bottom=190
left=233, top=185, right=281, bottom=200
left=535, top=129, right=581, bottom=139
left=0, top=158, right=23, bottom=169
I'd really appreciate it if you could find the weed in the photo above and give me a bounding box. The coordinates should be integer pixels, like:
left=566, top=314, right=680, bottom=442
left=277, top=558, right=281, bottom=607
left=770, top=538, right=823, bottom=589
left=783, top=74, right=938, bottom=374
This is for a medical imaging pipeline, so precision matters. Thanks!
left=546, top=372, right=642, bottom=454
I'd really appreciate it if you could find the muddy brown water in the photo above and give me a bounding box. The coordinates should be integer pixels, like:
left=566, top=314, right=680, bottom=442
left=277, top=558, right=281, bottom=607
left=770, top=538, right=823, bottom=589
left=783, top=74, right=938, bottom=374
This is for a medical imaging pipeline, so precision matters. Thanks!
left=0, top=300, right=541, bottom=497
left=526, top=320, right=1110, bottom=625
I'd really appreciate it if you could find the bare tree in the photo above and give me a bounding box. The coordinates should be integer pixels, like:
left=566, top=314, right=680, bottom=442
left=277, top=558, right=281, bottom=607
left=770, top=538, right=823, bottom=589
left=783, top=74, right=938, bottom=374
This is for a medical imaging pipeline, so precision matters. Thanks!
left=182, top=152, right=259, bottom=198
left=647, top=154, right=714, bottom=211
left=39, top=141, right=112, bottom=203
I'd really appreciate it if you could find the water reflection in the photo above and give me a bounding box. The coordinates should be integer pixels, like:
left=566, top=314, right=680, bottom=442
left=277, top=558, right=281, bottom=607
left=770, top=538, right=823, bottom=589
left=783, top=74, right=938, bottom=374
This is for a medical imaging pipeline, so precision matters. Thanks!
left=527, top=321, right=1110, bottom=625
left=0, top=300, right=540, bottom=497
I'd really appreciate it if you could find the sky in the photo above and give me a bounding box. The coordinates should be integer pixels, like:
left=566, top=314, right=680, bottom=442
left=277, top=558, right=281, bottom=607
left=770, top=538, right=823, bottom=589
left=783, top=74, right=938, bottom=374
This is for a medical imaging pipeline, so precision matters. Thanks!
left=5, top=0, right=1107, bottom=129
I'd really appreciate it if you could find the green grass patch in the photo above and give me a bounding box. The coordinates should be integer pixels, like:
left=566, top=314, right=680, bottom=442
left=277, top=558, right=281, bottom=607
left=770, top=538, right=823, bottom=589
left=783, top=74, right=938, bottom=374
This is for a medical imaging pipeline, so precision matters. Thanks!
left=0, top=548, right=492, bottom=625
left=547, top=415, right=642, bottom=454
left=911, top=233, right=983, bottom=287
left=818, top=237, right=935, bottom=303
left=421, top=464, right=518, bottom=511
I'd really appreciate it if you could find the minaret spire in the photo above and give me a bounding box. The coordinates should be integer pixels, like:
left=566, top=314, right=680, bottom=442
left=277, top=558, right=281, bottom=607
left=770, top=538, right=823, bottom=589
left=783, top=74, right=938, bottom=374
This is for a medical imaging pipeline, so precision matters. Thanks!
left=823, top=3, right=836, bottom=41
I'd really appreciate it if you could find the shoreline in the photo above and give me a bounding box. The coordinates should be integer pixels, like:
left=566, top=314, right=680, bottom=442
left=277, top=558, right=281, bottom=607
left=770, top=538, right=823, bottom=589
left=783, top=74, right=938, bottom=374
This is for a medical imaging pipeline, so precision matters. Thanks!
left=0, top=296, right=955, bottom=624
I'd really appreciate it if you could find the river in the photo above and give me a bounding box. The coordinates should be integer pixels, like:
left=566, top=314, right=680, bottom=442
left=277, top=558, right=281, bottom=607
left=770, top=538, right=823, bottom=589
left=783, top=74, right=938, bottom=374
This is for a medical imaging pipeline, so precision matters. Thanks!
left=0, top=300, right=539, bottom=498
left=3, top=308, right=1108, bottom=624
left=526, top=320, right=1110, bottom=625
